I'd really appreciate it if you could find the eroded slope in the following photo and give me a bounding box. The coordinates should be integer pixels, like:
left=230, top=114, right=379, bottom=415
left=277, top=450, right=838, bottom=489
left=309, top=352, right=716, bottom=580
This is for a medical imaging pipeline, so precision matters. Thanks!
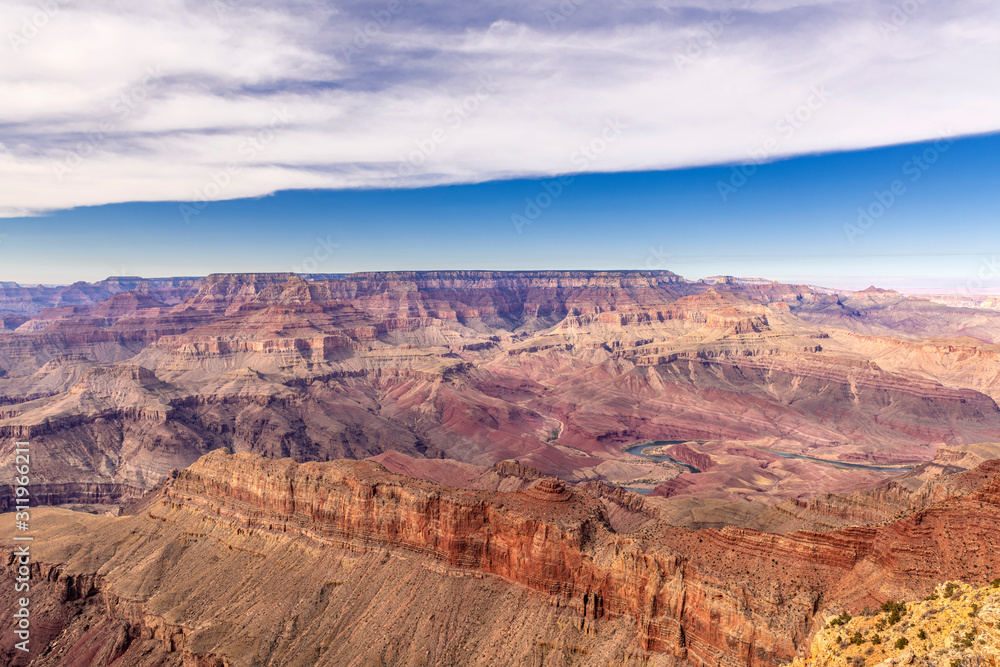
left=4, top=450, right=1000, bottom=666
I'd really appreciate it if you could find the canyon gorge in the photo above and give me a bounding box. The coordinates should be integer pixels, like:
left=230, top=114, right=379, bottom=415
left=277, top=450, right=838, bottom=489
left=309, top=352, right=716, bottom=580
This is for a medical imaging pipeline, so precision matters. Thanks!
left=3, top=270, right=1000, bottom=665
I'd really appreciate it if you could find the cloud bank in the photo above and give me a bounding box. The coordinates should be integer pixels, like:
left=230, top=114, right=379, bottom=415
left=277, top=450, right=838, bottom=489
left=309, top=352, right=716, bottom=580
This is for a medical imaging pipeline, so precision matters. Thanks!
left=1, top=0, right=998, bottom=217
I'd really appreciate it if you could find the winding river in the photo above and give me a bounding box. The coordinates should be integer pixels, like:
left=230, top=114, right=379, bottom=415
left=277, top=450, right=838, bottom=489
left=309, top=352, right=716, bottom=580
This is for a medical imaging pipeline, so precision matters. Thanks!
left=624, top=441, right=704, bottom=473
left=758, top=448, right=916, bottom=472
left=620, top=441, right=914, bottom=494
left=620, top=441, right=705, bottom=494
left=626, top=441, right=915, bottom=472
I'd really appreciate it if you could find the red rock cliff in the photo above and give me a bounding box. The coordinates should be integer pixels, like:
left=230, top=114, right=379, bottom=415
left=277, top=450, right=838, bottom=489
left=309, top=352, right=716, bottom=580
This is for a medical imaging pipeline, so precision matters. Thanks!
left=157, top=450, right=1000, bottom=667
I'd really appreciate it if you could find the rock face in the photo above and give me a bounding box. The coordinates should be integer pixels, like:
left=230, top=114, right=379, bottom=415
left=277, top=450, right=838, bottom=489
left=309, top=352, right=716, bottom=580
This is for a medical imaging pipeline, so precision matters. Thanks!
left=793, top=288, right=1000, bottom=344
left=786, top=444, right=1000, bottom=526
left=5, top=450, right=1000, bottom=667
left=0, top=277, right=201, bottom=317
left=3, top=270, right=1000, bottom=511
left=789, top=581, right=1000, bottom=666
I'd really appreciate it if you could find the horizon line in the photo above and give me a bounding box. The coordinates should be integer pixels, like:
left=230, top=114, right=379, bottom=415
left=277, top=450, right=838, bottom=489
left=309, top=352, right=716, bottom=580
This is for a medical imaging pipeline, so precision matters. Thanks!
left=2, top=270, right=998, bottom=298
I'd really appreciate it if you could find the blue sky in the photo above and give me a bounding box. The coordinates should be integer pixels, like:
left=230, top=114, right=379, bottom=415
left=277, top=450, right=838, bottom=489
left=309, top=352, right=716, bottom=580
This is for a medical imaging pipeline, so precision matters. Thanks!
left=1, top=0, right=999, bottom=289
left=1, top=131, right=997, bottom=290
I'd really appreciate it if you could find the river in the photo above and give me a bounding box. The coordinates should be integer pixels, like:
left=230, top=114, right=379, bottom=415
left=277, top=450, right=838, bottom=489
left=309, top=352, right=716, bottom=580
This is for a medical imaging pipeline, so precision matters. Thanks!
left=619, top=441, right=914, bottom=494
left=619, top=441, right=705, bottom=494
left=624, top=441, right=704, bottom=473
left=759, top=448, right=915, bottom=472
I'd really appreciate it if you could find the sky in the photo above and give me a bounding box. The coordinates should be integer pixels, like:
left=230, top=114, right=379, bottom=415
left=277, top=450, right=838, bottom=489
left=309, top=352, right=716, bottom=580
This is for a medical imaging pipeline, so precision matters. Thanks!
left=1, top=0, right=998, bottom=290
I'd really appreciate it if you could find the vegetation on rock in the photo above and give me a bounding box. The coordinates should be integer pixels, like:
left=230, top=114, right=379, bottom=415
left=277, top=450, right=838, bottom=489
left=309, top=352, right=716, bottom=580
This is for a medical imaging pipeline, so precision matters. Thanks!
left=788, top=581, right=1000, bottom=666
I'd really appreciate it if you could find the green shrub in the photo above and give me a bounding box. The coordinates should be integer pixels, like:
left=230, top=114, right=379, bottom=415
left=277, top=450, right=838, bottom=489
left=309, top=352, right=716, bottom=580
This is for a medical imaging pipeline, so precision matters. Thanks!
left=991, top=577, right=1000, bottom=589
left=879, top=600, right=906, bottom=625
left=871, top=634, right=882, bottom=645
left=944, top=582, right=960, bottom=598
left=880, top=600, right=906, bottom=614
left=917, top=629, right=926, bottom=640
left=894, top=637, right=908, bottom=650
left=849, top=631, right=864, bottom=645
left=827, top=611, right=852, bottom=628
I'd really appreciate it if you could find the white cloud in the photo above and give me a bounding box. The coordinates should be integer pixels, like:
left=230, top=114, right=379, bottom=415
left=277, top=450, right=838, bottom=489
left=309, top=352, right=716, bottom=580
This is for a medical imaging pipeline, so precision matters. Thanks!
left=1, top=0, right=998, bottom=216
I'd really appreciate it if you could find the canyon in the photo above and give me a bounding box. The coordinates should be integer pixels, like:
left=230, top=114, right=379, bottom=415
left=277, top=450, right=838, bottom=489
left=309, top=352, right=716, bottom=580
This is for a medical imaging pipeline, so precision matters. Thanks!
left=3, top=271, right=1000, bottom=511
left=2, top=270, right=1000, bottom=665
left=3, top=448, right=1000, bottom=666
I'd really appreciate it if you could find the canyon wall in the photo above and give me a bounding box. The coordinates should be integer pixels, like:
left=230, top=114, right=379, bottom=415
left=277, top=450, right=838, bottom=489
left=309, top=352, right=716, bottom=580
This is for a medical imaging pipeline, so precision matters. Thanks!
left=4, top=271, right=1000, bottom=511
left=7, top=450, right=1000, bottom=666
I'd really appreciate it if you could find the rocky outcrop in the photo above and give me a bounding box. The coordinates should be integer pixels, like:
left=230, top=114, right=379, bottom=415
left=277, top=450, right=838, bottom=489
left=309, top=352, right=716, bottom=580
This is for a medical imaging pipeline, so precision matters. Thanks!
left=0, top=482, right=143, bottom=511
left=789, top=581, right=1000, bottom=666
left=468, top=458, right=547, bottom=492
left=793, top=291, right=1000, bottom=344
left=48, top=451, right=996, bottom=666
left=791, top=451, right=1000, bottom=526
left=5, top=448, right=1000, bottom=665
left=0, top=277, right=200, bottom=316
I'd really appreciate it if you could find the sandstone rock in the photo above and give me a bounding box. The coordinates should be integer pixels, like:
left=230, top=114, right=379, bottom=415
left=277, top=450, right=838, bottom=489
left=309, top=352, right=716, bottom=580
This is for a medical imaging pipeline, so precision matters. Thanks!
left=789, top=581, right=1000, bottom=666
left=6, top=450, right=1000, bottom=666
left=3, top=270, right=1000, bottom=516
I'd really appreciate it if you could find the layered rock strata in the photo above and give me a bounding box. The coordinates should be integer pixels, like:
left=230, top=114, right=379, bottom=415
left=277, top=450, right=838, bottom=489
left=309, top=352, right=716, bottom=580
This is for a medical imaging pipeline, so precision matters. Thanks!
left=3, top=271, right=1000, bottom=511
left=5, top=451, right=1000, bottom=666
